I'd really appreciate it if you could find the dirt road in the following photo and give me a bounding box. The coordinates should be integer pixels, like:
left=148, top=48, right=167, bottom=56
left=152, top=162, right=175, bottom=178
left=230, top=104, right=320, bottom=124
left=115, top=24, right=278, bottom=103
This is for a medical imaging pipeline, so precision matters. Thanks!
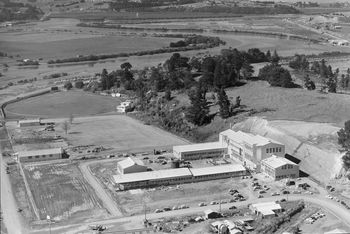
left=30, top=191, right=350, bottom=234
left=0, top=153, right=27, bottom=234
left=79, top=161, right=122, bottom=217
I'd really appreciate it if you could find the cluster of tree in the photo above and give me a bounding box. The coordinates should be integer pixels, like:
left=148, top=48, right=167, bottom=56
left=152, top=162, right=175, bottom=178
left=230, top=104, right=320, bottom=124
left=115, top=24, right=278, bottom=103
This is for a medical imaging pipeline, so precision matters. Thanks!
left=338, top=120, right=350, bottom=173
left=47, top=35, right=225, bottom=64
left=110, top=0, right=196, bottom=11
left=64, top=81, right=73, bottom=90
left=190, top=5, right=300, bottom=14
left=170, top=35, right=225, bottom=48
left=255, top=202, right=305, bottom=234
left=0, top=4, right=42, bottom=22
left=77, top=23, right=205, bottom=34
left=293, top=1, right=319, bottom=7
left=213, top=29, right=320, bottom=43
left=18, top=60, right=39, bottom=66
left=288, top=54, right=309, bottom=71
left=258, top=51, right=298, bottom=88
left=310, top=59, right=339, bottom=93
left=43, top=72, right=68, bottom=80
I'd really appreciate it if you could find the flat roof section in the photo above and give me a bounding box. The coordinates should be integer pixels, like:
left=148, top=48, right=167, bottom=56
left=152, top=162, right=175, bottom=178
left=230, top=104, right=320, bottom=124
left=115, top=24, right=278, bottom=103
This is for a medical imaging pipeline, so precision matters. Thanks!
left=173, top=142, right=226, bottom=153
left=17, top=148, right=63, bottom=158
left=220, top=129, right=283, bottom=146
left=18, top=119, right=41, bottom=124
left=262, top=155, right=296, bottom=169
left=190, top=164, right=246, bottom=177
left=114, top=168, right=192, bottom=184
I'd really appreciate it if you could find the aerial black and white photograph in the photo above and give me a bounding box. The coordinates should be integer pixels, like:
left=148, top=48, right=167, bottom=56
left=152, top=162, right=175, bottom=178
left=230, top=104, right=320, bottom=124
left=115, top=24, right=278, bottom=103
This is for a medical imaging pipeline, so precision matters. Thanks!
left=0, top=0, right=350, bottom=233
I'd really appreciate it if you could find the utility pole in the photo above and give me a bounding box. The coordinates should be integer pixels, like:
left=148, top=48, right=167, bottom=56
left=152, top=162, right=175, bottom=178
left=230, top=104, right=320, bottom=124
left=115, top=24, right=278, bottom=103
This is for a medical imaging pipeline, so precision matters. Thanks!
left=47, top=215, right=51, bottom=234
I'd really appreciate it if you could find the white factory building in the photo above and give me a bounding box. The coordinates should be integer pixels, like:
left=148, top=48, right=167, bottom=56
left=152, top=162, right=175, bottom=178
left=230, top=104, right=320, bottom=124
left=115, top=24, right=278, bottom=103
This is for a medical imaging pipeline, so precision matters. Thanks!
left=173, top=142, right=227, bottom=160
left=113, top=164, right=246, bottom=190
left=219, top=129, right=285, bottom=169
left=261, top=155, right=299, bottom=180
left=117, top=157, right=148, bottom=174
left=250, top=201, right=282, bottom=218
left=18, top=119, right=41, bottom=127
left=17, top=148, right=64, bottom=163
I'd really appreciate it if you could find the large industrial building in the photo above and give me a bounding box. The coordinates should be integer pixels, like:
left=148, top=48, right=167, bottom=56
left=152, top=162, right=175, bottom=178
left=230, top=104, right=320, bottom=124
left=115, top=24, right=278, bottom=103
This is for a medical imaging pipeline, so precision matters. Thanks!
left=173, top=142, right=227, bottom=160
left=17, top=148, right=64, bottom=163
left=219, top=129, right=285, bottom=169
left=113, top=164, right=246, bottom=190
left=261, top=155, right=299, bottom=180
left=117, top=157, right=148, bottom=174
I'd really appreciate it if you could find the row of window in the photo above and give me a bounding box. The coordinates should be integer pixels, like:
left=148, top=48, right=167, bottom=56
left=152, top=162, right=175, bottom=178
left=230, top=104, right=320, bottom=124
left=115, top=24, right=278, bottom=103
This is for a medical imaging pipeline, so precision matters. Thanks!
left=276, top=174, right=296, bottom=179
left=281, top=165, right=294, bottom=170
left=27, top=154, right=55, bottom=159
left=183, top=150, right=224, bottom=157
left=266, top=147, right=282, bottom=154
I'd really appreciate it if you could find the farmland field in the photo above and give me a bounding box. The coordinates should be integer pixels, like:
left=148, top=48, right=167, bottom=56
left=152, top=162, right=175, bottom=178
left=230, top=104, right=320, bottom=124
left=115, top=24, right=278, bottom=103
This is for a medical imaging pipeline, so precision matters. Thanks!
left=5, top=90, right=119, bottom=118
left=22, top=162, right=108, bottom=221
left=0, top=34, right=175, bottom=60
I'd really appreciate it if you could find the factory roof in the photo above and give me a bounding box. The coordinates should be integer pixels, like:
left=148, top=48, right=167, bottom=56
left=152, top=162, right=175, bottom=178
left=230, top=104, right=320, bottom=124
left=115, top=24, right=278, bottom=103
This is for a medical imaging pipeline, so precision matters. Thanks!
left=114, top=168, right=192, bottom=184
left=220, top=129, right=283, bottom=146
left=173, top=142, right=226, bottom=153
left=190, top=164, right=246, bottom=177
left=18, top=119, right=41, bottom=124
left=261, top=155, right=297, bottom=169
left=251, top=202, right=281, bottom=212
left=117, top=157, right=145, bottom=169
left=17, top=148, right=63, bottom=158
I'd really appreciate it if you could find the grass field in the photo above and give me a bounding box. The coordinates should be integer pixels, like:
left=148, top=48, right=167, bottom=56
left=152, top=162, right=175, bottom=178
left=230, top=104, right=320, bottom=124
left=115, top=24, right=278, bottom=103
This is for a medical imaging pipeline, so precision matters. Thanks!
left=5, top=90, right=119, bottom=118
left=64, top=115, right=189, bottom=152
left=0, top=34, right=174, bottom=60
left=22, top=162, right=107, bottom=221
left=223, top=81, right=350, bottom=127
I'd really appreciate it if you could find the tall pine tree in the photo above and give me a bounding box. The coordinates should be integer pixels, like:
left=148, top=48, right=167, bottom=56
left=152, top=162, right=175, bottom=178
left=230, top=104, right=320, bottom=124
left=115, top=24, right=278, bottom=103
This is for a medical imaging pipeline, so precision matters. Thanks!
left=217, top=88, right=231, bottom=119
left=186, top=83, right=209, bottom=126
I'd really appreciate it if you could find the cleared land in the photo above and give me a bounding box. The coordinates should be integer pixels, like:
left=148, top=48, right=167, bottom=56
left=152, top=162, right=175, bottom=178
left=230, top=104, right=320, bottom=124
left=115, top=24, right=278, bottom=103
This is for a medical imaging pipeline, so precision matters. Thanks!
left=64, top=115, right=189, bottom=152
left=22, top=162, right=108, bottom=221
left=5, top=90, right=119, bottom=118
left=223, top=81, right=350, bottom=126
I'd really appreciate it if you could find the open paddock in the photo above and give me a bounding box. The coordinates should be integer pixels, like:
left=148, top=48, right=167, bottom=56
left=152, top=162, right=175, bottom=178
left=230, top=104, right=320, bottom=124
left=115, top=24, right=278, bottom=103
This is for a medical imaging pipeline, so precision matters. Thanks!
left=22, top=162, right=108, bottom=221
left=5, top=90, right=119, bottom=119
left=64, top=115, right=189, bottom=153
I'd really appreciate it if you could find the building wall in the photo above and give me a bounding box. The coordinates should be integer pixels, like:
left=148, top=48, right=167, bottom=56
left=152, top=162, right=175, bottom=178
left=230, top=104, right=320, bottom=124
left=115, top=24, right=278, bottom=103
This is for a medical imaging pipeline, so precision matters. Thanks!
left=19, top=152, right=62, bottom=162
left=118, top=165, right=148, bottom=174
left=18, top=121, right=40, bottom=127
left=261, top=162, right=299, bottom=180
left=117, top=169, right=246, bottom=190
left=176, top=148, right=227, bottom=160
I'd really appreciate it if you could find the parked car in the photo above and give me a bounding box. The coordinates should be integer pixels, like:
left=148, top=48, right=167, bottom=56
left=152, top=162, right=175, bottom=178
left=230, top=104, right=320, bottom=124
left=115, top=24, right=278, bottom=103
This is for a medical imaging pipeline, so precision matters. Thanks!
left=163, top=207, right=171, bottom=211
left=210, top=201, right=217, bottom=205
left=198, top=202, right=206, bottom=207
left=229, top=206, right=237, bottom=210
left=258, top=195, right=264, bottom=198
left=282, top=190, right=290, bottom=194
left=271, top=192, right=280, bottom=196
left=155, top=209, right=163, bottom=213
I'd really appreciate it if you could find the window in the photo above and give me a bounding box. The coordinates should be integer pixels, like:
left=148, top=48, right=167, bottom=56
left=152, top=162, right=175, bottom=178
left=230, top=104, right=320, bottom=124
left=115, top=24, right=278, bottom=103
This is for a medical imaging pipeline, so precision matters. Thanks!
left=28, top=156, right=32, bottom=159
left=35, top=156, right=40, bottom=158
left=266, top=149, right=269, bottom=153
left=279, top=148, right=282, bottom=152
left=42, top=155, right=46, bottom=158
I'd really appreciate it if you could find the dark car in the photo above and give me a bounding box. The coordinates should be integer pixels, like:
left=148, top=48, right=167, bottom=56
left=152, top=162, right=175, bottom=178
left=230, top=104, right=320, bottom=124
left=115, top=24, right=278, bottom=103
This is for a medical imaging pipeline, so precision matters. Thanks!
left=229, top=206, right=237, bottom=210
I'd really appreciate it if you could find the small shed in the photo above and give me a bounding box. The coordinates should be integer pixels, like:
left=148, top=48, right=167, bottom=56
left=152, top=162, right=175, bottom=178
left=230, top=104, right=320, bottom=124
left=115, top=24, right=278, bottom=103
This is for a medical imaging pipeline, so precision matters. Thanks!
left=117, top=157, right=148, bottom=174
left=204, top=209, right=221, bottom=219
left=18, top=119, right=41, bottom=127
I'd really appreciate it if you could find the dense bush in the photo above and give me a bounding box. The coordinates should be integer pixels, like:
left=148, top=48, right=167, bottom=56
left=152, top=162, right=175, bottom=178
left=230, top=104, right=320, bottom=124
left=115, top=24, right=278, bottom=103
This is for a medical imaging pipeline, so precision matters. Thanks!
left=75, top=80, right=84, bottom=89
left=64, top=81, right=73, bottom=90
left=259, top=64, right=296, bottom=88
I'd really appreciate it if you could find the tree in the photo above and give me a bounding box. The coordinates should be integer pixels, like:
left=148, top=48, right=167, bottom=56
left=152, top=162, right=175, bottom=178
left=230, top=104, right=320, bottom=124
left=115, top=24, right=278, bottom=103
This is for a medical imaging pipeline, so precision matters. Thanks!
left=258, top=64, right=295, bottom=88
left=164, top=88, right=171, bottom=101
left=304, top=75, right=315, bottom=90
left=74, top=80, right=84, bottom=89
left=62, top=121, right=70, bottom=135
left=327, top=77, right=337, bottom=93
left=217, top=88, right=231, bottom=119
left=100, top=69, right=109, bottom=90
left=338, top=120, right=350, bottom=149
left=241, top=60, right=254, bottom=79
left=186, top=84, right=210, bottom=126
left=342, top=151, right=350, bottom=171
left=64, top=81, right=73, bottom=90
left=271, top=50, right=280, bottom=65
left=120, top=62, right=132, bottom=71
left=69, top=114, right=74, bottom=124
left=266, top=50, right=271, bottom=62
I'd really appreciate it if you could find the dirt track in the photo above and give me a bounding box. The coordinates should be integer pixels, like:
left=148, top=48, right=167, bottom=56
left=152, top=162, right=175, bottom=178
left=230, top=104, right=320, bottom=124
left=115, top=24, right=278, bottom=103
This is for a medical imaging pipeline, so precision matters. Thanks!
left=79, top=160, right=122, bottom=217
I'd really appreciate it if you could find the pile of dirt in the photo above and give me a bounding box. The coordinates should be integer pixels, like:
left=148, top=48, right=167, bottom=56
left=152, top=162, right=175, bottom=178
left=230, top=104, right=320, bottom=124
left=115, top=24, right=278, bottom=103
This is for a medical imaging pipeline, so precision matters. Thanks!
left=233, top=117, right=343, bottom=184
